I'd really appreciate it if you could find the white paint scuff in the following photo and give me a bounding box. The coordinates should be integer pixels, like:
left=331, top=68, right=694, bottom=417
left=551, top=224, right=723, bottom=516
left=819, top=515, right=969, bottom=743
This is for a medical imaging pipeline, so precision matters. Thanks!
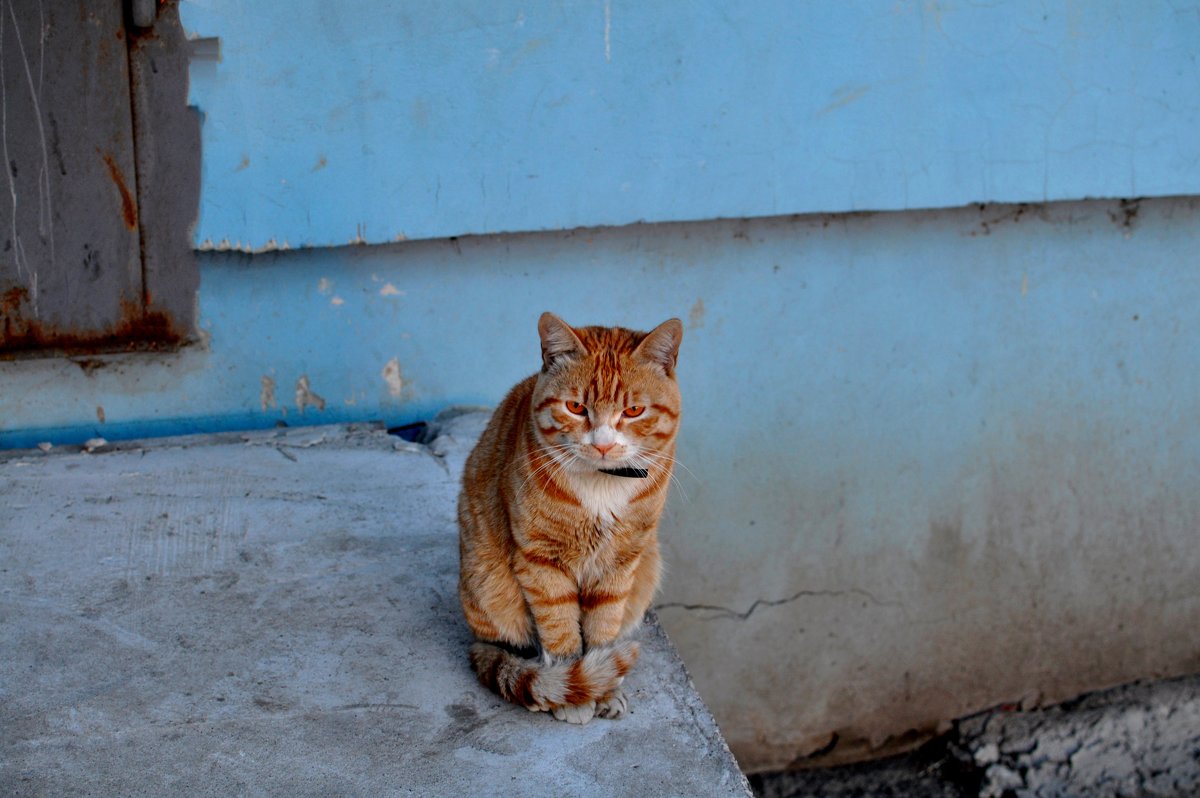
left=295, top=375, right=326, bottom=414
left=379, top=283, right=404, bottom=297
left=382, top=358, right=404, bottom=398
left=260, top=375, right=277, bottom=411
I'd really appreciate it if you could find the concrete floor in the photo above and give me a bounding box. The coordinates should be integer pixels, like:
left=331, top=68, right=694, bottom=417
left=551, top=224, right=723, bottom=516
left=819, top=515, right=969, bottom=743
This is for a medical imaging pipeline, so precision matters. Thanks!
left=0, top=413, right=750, bottom=797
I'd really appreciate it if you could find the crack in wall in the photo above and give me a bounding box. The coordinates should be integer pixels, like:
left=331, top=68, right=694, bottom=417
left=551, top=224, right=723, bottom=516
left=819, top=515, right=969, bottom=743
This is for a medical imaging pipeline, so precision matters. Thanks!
left=655, top=587, right=898, bottom=622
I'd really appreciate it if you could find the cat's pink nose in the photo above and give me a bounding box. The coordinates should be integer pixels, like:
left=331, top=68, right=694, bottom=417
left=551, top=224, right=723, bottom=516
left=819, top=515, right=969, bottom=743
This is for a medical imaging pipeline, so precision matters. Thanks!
left=593, top=442, right=615, bottom=456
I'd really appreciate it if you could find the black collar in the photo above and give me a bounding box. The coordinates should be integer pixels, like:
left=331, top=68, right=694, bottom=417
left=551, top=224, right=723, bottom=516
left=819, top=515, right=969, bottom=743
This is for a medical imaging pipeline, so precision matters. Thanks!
left=598, top=466, right=649, bottom=479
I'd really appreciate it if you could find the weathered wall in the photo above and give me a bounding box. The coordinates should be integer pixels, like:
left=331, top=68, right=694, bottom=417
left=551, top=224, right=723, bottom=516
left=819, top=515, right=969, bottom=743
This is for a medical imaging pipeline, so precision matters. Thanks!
left=3, top=0, right=1200, bottom=772
left=4, top=198, right=1199, bottom=770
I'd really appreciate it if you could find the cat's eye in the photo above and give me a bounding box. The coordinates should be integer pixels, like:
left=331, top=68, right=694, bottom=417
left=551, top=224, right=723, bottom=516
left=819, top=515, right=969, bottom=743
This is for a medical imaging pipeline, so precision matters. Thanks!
left=623, top=406, right=645, bottom=418
left=565, top=400, right=587, bottom=415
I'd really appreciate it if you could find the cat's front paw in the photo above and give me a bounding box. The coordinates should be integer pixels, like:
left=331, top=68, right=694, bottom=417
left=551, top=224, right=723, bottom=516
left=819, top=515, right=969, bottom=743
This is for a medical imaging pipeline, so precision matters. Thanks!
left=594, top=687, right=628, bottom=719
left=551, top=700, right=596, bottom=725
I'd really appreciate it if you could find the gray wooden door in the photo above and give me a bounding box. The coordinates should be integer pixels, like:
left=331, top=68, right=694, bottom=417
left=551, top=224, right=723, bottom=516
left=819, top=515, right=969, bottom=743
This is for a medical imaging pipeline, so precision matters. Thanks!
left=0, top=1, right=163, bottom=355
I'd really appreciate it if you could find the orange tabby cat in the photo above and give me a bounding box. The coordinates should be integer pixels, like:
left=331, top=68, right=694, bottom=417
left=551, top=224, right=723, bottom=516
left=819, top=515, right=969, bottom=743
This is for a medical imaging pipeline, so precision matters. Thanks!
left=458, top=312, right=683, bottom=724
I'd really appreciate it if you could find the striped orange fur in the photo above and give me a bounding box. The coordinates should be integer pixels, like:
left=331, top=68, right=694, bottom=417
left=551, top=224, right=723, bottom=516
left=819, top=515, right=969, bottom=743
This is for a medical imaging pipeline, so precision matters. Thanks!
left=458, top=312, right=683, bottom=724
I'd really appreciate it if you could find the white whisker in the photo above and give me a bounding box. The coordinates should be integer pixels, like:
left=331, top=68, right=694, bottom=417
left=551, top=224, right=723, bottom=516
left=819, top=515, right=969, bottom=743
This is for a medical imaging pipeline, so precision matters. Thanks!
left=518, top=443, right=576, bottom=496
left=628, top=450, right=690, bottom=503
left=631, top=446, right=699, bottom=484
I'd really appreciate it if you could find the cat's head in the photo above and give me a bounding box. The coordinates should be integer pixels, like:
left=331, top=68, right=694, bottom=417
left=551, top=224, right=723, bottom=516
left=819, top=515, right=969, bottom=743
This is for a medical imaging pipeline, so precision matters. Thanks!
left=531, top=312, right=682, bottom=475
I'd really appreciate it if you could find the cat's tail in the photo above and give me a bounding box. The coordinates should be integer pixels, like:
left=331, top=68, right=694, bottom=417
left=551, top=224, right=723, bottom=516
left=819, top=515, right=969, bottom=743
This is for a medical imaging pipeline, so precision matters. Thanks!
left=468, top=639, right=639, bottom=712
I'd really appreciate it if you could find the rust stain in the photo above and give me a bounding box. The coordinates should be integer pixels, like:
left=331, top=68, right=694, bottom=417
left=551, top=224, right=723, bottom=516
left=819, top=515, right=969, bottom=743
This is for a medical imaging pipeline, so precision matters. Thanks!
left=100, top=151, right=138, bottom=230
left=2, top=286, right=27, bottom=315
left=125, top=0, right=173, bottom=48
left=1, top=290, right=185, bottom=358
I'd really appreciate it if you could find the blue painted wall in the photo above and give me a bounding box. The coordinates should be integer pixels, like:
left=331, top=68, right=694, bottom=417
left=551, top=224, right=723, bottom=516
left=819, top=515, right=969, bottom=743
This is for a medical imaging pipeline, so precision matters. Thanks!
left=181, top=0, right=1200, bottom=250
left=4, top=0, right=1200, bottom=771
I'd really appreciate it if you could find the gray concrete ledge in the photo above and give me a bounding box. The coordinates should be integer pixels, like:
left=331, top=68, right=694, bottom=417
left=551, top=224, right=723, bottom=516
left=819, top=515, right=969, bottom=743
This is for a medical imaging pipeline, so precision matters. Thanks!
left=0, top=418, right=750, bottom=797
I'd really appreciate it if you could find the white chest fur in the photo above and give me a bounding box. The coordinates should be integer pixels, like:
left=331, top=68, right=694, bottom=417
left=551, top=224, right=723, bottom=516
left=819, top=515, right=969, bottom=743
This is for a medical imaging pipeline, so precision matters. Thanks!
left=571, top=471, right=641, bottom=522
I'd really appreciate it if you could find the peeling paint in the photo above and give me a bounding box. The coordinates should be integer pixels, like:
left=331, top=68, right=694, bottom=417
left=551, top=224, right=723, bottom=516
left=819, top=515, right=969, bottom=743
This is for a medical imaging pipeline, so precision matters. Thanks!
left=96, top=406, right=106, bottom=424
left=195, top=237, right=293, bottom=254
left=331, top=296, right=345, bottom=306
left=689, top=297, right=706, bottom=329
left=317, top=278, right=333, bottom=295
left=260, top=375, right=277, bottom=411
left=295, top=375, right=326, bottom=414
left=379, top=283, right=404, bottom=297
left=382, top=358, right=404, bottom=398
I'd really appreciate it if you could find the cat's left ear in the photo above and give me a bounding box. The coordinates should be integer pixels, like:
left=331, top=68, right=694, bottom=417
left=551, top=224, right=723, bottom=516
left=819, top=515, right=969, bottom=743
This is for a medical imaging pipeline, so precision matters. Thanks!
left=634, top=318, right=683, bottom=375
left=538, top=312, right=587, bottom=371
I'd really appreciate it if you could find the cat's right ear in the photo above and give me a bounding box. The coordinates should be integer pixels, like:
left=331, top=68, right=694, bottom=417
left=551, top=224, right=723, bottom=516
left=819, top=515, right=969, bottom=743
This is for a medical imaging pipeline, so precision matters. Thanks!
left=538, top=312, right=586, bottom=371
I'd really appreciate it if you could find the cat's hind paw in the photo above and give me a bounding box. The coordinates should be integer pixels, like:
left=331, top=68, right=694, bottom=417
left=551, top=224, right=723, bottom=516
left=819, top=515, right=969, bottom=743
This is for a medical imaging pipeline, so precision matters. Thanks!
left=551, top=700, right=596, bottom=725
left=594, top=687, right=628, bottom=719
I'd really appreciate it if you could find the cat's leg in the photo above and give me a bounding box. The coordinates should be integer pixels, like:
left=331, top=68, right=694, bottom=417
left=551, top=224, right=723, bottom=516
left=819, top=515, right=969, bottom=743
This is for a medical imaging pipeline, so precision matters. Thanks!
left=580, top=559, right=640, bottom=649
left=519, top=551, right=597, bottom=724
left=513, top=547, right=583, bottom=661
left=576, top=561, right=636, bottom=721
left=619, top=540, right=661, bottom=634
left=585, top=543, right=661, bottom=720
